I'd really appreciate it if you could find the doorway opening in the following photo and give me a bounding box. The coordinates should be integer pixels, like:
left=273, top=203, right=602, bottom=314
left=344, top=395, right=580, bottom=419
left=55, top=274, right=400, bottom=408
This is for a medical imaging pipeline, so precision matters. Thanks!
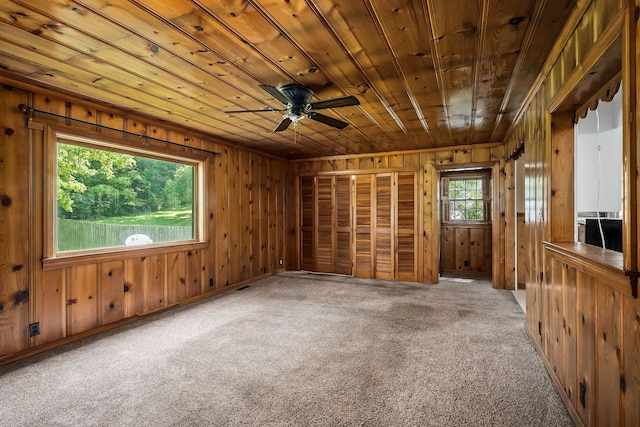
left=439, top=169, right=492, bottom=278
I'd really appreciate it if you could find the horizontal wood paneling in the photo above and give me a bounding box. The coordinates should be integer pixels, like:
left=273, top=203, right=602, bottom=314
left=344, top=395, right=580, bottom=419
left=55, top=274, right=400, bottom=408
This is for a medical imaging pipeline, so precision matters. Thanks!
left=0, top=84, right=289, bottom=364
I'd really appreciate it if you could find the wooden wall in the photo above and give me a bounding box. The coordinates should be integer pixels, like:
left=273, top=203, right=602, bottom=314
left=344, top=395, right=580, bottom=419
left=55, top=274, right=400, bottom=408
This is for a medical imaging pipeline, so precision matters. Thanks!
left=505, top=0, right=640, bottom=425
left=0, top=83, right=289, bottom=364
left=292, top=145, right=513, bottom=287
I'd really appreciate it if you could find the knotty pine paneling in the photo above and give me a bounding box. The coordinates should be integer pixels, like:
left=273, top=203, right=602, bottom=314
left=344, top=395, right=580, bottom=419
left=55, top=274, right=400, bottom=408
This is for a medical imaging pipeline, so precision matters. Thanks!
left=293, top=145, right=508, bottom=286
left=623, top=294, right=640, bottom=426
left=67, top=264, right=99, bottom=336
left=0, top=86, right=30, bottom=357
left=99, top=260, right=125, bottom=326
left=0, top=84, right=289, bottom=365
left=504, top=2, right=638, bottom=424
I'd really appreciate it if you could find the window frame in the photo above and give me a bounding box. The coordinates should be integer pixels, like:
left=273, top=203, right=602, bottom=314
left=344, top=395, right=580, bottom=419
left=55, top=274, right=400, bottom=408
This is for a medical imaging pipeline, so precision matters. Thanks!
left=43, top=126, right=208, bottom=269
left=441, top=171, right=492, bottom=225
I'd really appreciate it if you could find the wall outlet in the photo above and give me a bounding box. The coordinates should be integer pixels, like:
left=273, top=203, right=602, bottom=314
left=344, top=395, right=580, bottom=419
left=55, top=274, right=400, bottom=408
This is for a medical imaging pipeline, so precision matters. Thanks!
left=279, top=259, right=283, bottom=265
left=209, top=278, right=214, bottom=287
left=29, top=322, right=40, bottom=337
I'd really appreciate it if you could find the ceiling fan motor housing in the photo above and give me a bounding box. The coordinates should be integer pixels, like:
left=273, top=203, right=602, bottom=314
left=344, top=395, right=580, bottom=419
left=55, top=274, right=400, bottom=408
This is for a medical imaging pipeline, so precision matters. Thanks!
left=278, top=84, right=314, bottom=110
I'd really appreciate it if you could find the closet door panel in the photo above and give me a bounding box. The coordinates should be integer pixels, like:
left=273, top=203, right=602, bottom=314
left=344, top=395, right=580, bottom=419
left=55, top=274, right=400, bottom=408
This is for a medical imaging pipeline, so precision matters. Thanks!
left=354, top=175, right=373, bottom=278
left=396, top=173, right=417, bottom=281
left=300, top=177, right=314, bottom=270
left=375, top=174, right=393, bottom=280
left=315, top=176, right=334, bottom=272
left=335, top=176, right=352, bottom=275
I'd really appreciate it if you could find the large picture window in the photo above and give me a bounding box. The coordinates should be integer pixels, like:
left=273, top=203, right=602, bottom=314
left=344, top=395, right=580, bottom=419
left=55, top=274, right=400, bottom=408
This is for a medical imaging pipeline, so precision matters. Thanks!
left=46, top=130, right=205, bottom=261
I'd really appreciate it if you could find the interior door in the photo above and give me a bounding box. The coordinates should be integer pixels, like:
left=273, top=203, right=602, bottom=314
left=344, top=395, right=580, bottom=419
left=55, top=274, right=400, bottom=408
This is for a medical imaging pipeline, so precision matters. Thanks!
left=303, top=175, right=352, bottom=275
left=396, top=172, right=417, bottom=281
left=334, top=176, right=352, bottom=275
left=315, top=176, right=333, bottom=272
left=375, top=174, right=393, bottom=280
left=300, top=172, right=418, bottom=281
left=300, top=176, right=314, bottom=271
left=353, top=175, right=373, bottom=278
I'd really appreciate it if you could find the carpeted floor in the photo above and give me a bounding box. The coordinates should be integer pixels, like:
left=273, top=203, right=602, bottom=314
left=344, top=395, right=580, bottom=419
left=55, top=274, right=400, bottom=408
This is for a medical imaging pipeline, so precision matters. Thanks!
left=0, top=271, right=573, bottom=426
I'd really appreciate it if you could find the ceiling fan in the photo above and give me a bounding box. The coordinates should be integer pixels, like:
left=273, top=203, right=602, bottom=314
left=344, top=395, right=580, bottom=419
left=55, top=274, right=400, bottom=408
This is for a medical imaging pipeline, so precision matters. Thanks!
left=225, top=84, right=360, bottom=132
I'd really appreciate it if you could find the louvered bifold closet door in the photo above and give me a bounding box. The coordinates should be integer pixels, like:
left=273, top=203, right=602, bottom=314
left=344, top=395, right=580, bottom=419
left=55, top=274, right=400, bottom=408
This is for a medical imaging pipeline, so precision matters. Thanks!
left=300, top=176, right=315, bottom=270
left=396, top=173, right=417, bottom=281
left=354, top=175, right=374, bottom=278
left=315, top=176, right=334, bottom=273
left=334, top=176, right=353, bottom=275
left=375, top=174, right=393, bottom=280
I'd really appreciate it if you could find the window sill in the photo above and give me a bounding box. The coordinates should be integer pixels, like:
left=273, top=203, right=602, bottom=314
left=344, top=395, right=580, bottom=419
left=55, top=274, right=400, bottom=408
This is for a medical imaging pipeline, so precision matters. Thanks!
left=42, top=241, right=209, bottom=271
left=441, top=221, right=491, bottom=228
left=543, top=241, right=638, bottom=298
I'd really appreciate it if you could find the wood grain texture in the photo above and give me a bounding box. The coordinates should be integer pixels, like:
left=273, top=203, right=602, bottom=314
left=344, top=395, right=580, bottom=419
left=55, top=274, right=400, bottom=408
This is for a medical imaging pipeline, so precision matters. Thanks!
left=0, top=85, right=30, bottom=357
left=0, top=84, right=289, bottom=365
left=294, top=144, right=507, bottom=285
left=0, top=0, right=574, bottom=159
left=506, top=2, right=638, bottom=424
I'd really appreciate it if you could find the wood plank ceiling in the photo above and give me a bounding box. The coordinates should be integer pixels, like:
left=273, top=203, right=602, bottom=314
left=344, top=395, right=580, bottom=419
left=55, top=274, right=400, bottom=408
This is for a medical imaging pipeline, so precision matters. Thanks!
left=0, top=0, right=575, bottom=159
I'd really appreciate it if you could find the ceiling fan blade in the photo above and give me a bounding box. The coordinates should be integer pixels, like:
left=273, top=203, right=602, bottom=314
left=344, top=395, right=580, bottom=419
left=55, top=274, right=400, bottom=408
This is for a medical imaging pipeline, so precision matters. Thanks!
left=259, top=84, right=291, bottom=105
left=307, top=112, right=350, bottom=129
left=224, top=107, right=285, bottom=113
left=309, top=95, right=360, bottom=110
left=273, top=117, right=293, bottom=132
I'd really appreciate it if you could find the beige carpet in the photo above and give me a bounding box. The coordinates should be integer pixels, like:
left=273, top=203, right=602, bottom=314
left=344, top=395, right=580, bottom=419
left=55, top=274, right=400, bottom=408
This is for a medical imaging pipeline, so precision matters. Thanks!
left=0, top=271, right=572, bottom=426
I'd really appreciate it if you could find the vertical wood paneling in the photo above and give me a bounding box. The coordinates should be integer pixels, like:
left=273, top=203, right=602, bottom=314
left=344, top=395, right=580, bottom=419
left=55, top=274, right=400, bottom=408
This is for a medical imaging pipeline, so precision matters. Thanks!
left=215, top=145, right=230, bottom=287
left=32, top=270, right=66, bottom=346
left=549, top=258, right=565, bottom=384
left=0, top=86, right=30, bottom=357
left=166, top=252, right=187, bottom=305
left=562, top=265, right=578, bottom=409
left=623, top=294, right=640, bottom=426
left=422, top=153, right=439, bottom=283
left=186, top=249, right=201, bottom=299
left=596, top=281, right=622, bottom=427
left=251, top=153, right=262, bottom=277
left=576, top=271, right=596, bottom=427
left=99, top=260, right=125, bottom=325
left=440, top=227, right=455, bottom=272
left=67, top=265, right=99, bottom=335
left=228, top=147, right=241, bottom=285
left=1, top=85, right=290, bottom=365
left=201, top=150, right=216, bottom=293
left=239, top=150, right=251, bottom=282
